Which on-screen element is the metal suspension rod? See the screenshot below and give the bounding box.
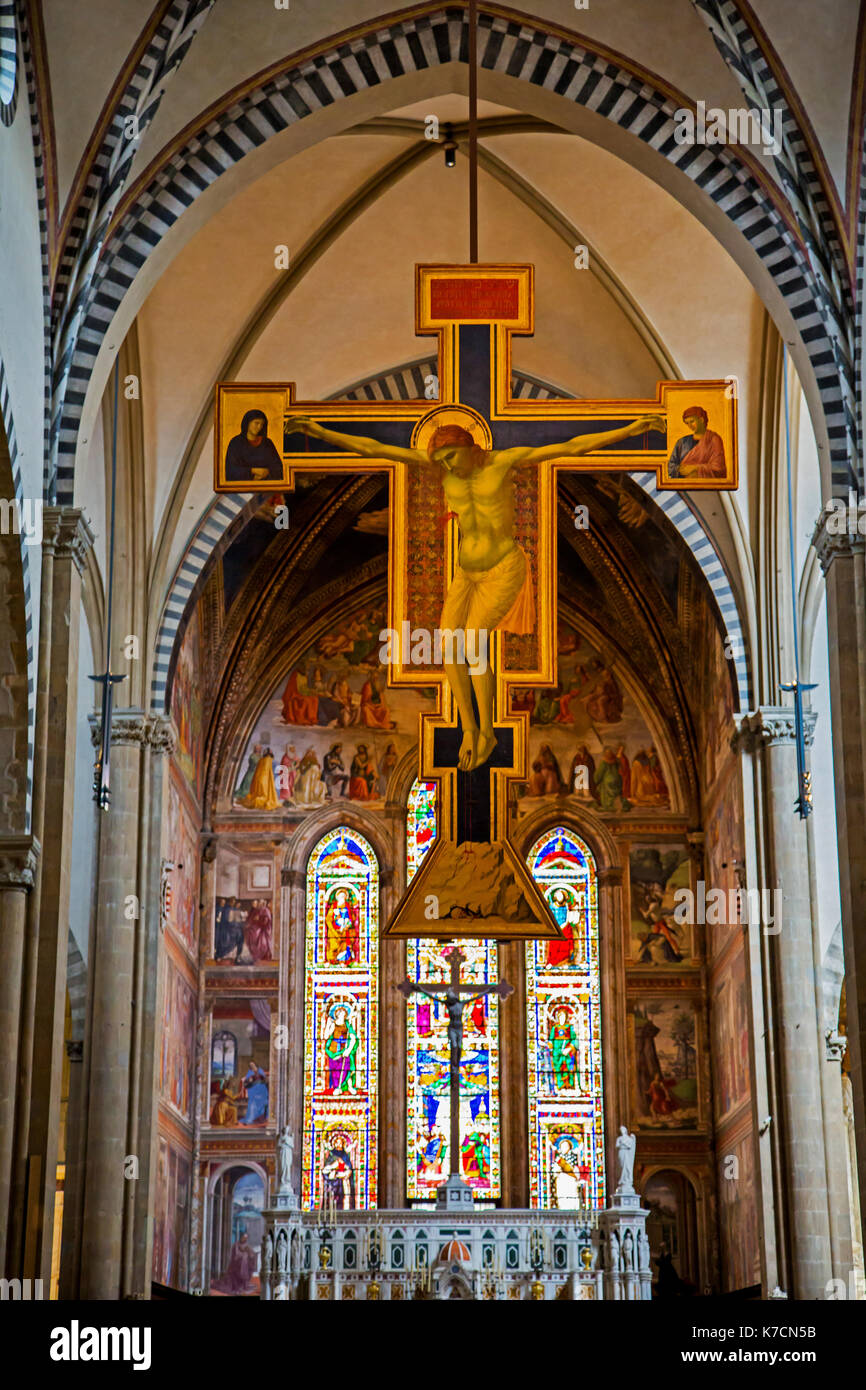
[468,0,478,263]
[780,344,816,818]
[91,356,127,808]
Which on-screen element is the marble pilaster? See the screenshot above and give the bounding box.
[733,706,832,1297]
[813,514,866,1262]
[0,836,40,1273]
[78,710,174,1299]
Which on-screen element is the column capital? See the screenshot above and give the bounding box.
[88,709,176,754]
[825,1029,848,1065]
[281,868,305,888]
[0,833,41,890]
[42,506,95,573]
[812,504,866,574]
[732,706,817,752]
[147,714,176,756]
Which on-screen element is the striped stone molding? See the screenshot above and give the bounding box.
[0,0,18,125]
[0,356,35,830]
[692,0,857,491]
[50,4,858,506]
[49,0,216,499]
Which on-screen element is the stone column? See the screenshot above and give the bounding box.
[813,515,866,1252]
[499,940,527,1208]
[126,716,174,1298]
[24,510,93,1283]
[0,835,39,1274]
[79,710,171,1300]
[598,865,626,1197]
[282,866,306,1207]
[823,1030,855,1283]
[735,707,832,1297]
[377,868,404,1209]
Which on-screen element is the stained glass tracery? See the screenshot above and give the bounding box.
[526,827,605,1210]
[404,781,502,1200]
[303,828,378,1209]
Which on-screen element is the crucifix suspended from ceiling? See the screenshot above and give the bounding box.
[213,0,738,937]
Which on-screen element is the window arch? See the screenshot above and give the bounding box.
[405,780,502,1201]
[526,827,605,1210]
[302,827,379,1210]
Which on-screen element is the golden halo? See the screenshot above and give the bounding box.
[411,404,493,455]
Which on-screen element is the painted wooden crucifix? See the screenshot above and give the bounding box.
[397,946,513,1205]
[215,264,737,939]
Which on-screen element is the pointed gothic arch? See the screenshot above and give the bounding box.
[55,5,855,510]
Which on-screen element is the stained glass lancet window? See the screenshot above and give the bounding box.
[526,828,605,1210]
[405,780,502,1201]
[303,828,378,1210]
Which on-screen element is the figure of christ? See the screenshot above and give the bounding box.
[286,413,664,770]
[405,978,505,1075]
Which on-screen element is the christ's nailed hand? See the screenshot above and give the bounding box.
[286,414,318,436]
[631,415,666,435]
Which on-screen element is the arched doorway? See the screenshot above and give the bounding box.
[642,1168,699,1296]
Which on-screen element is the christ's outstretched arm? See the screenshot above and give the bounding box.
[493,414,666,469]
[285,415,426,466]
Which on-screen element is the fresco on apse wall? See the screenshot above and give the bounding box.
[232,605,434,814]
[159,959,196,1124]
[152,1135,191,1290]
[208,1001,272,1128]
[717,1129,761,1291]
[511,622,670,814]
[629,844,692,965]
[211,893,275,965]
[629,998,700,1131]
[210,1170,266,1297]
[166,776,199,958]
[711,941,752,1122]
[171,606,203,800]
[212,853,277,965]
[705,764,744,961]
[700,613,736,797]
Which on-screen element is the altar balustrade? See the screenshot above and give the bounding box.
[258,1198,651,1301]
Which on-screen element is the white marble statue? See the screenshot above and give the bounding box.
[608,1229,620,1272]
[277,1126,295,1192]
[262,1230,273,1275]
[276,1229,289,1273]
[615,1125,636,1194]
[638,1230,651,1273]
[622,1228,634,1270]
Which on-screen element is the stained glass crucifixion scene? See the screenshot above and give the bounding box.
[216,263,737,941]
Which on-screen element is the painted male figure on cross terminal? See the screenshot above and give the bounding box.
[286,412,664,771]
